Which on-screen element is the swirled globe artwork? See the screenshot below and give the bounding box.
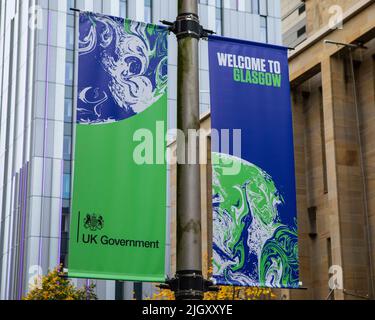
[212,153,299,288]
[77,13,168,124]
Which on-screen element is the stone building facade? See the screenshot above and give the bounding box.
[286,0,375,300]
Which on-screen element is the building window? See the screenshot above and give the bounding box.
[216,0,222,35]
[67,0,75,11]
[63,174,71,199]
[67,14,75,28]
[120,0,127,18]
[65,85,73,99]
[65,62,74,86]
[115,282,125,300]
[134,282,143,300]
[144,0,152,23]
[252,0,259,14]
[199,0,208,4]
[66,50,74,63]
[64,99,72,123]
[66,26,74,50]
[299,3,306,15]
[229,0,244,10]
[64,161,71,174]
[260,15,267,43]
[63,136,72,160]
[297,26,306,37]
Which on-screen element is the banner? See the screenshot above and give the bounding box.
[68,13,168,282]
[208,36,299,288]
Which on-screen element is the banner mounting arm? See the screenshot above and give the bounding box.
[160,17,215,40]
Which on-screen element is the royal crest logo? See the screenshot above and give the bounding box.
[83,214,104,232]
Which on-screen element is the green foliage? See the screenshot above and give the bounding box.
[149,285,275,301]
[23,265,97,301]
[149,257,276,301]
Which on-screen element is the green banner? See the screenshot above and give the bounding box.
[68,13,168,282]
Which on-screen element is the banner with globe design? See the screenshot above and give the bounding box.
[68,13,168,282]
[208,36,299,288]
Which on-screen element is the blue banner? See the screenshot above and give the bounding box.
[208,36,299,288]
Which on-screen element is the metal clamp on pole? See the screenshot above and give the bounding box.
[160,14,214,40]
[175,13,202,39]
[159,273,219,300]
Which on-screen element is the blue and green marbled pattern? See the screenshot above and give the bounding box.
[212,153,299,288]
[77,13,168,124]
